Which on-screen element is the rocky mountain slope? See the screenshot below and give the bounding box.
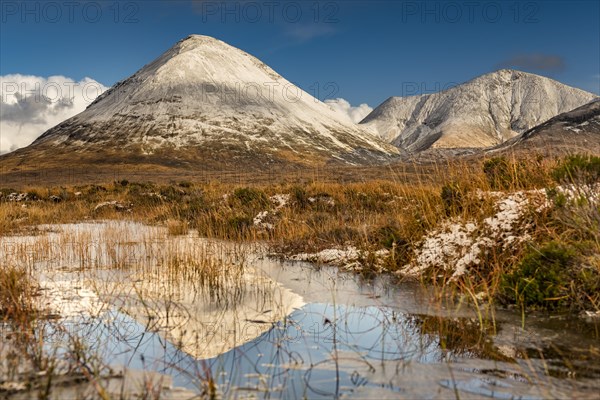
[4,35,399,171]
[361,69,597,152]
[492,98,600,154]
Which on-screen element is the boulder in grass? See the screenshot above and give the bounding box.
[93,201,132,213]
[7,193,29,202]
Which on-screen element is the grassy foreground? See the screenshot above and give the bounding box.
[1,154,599,313]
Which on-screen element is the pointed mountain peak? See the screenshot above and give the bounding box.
[26,35,398,168]
[488,68,522,75]
[183,34,218,41]
[176,34,231,51]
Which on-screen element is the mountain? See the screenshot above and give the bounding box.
[2,35,399,173]
[360,69,597,152]
[492,98,600,154]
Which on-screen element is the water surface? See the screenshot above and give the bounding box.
[1,221,599,399]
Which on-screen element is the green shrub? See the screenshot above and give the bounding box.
[227,215,254,231]
[25,189,42,200]
[231,187,268,208]
[373,224,406,249]
[180,197,209,221]
[576,264,600,308]
[551,155,600,185]
[160,185,186,201]
[483,157,515,190]
[545,187,568,208]
[441,182,463,216]
[500,242,574,310]
[290,186,310,209]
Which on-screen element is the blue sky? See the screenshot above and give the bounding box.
[1,0,599,106]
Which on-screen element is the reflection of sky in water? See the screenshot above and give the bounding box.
[6,222,599,399]
[34,288,599,400]
[206,303,444,398]
[44,302,453,399]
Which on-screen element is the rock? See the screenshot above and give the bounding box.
[7,192,29,202]
[141,192,165,200]
[308,194,336,207]
[93,201,132,213]
[49,195,62,203]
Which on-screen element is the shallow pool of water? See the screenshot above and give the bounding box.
[1,221,599,399]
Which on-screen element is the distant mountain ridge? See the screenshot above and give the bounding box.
[360,69,597,151]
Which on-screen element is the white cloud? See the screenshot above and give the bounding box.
[325,98,373,124]
[0,74,108,154]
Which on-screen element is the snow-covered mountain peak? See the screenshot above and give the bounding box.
[30,35,399,167]
[361,69,597,151]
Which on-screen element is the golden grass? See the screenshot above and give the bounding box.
[0,265,35,324]
[0,154,598,311]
